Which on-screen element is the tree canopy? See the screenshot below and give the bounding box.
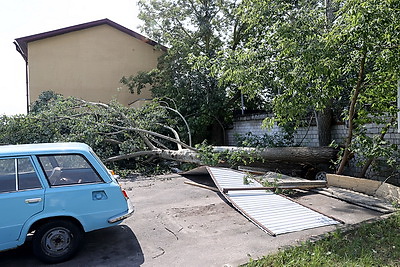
[208,0,400,175]
[1,92,192,173]
[7,1,398,178]
[1,92,338,176]
[121,0,267,144]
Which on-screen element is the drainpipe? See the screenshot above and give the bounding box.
[13,41,29,114]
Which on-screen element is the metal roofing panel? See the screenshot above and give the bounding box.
[207,167,339,235]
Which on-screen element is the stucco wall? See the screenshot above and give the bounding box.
[27,24,163,106]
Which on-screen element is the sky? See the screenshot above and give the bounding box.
[0,0,141,115]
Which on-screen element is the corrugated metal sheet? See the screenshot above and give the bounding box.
[207,167,339,235]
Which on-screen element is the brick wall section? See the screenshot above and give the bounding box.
[226,114,400,184]
[227,114,281,145]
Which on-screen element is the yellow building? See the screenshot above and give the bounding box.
[14,19,165,110]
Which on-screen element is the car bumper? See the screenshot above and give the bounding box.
[108,199,134,223]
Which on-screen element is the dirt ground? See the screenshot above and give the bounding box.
[0,173,384,267]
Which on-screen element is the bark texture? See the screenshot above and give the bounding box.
[106,146,338,165]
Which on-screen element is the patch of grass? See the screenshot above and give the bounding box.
[243,212,400,267]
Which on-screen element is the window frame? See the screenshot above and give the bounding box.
[36,153,105,187]
[0,156,43,193]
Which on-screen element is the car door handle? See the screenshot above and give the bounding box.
[25,198,42,204]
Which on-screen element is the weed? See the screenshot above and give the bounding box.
[243,173,255,185]
[242,212,400,267]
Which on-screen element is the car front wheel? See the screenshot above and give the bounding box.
[32,220,84,263]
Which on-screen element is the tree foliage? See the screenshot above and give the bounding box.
[211,0,400,176]
[0,92,190,172]
[330,0,400,174]
[0,92,337,176]
[121,0,267,144]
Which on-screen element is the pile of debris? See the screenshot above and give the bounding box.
[183,166,399,236]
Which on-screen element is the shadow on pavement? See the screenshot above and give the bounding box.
[0,224,143,267]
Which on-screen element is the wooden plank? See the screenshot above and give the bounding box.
[237,166,267,175]
[316,187,395,213]
[222,184,326,193]
[326,174,382,196]
[277,181,327,187]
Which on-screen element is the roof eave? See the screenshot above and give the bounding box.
[14,18,167,57]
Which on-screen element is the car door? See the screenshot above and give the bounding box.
[37,153,127,231]
[0,157,45,249]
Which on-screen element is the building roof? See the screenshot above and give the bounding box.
[14,18,166,60]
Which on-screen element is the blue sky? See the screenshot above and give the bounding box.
[0,0,141,115]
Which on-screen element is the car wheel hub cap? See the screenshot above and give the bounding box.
[43,228,71,254]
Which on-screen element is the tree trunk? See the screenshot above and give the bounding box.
[213,146,338,164]
[313,0,335,148]
[336,50,367,174]
[325,0,334,27]
[106,146,338,165]
[316,107,333,146]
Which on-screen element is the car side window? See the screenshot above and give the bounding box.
[0,157,42,193]
[38,154,103,186]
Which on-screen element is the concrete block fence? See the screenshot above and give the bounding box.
[226,114,400,185]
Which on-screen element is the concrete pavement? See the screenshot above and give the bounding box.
[0,174,384,266]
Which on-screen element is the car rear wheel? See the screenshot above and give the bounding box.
[32,220,84,263]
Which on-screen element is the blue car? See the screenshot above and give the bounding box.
[0,142,134,263]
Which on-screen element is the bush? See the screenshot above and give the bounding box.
[235,132,292,148]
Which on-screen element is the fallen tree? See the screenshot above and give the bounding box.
[1,93,338,172]
[211,146,337,164]
[105,146,338,165]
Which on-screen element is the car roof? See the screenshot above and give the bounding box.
[0,142,92,157]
